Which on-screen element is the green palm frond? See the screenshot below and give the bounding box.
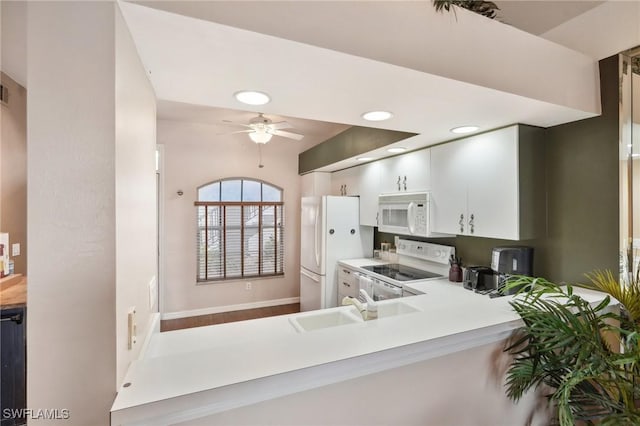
[502,274,640,426]
[432,0,500,20]
[582,270,640,323]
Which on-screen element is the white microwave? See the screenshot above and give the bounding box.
[378,192,444,238]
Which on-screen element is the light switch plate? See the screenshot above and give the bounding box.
[11,243,20,257]
[127,307,137,350]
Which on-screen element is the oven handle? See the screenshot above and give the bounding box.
[371,278,403,300]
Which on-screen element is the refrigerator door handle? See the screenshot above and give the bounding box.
[314,206,320,267]
[301,268,320,282]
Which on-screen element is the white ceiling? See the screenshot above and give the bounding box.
[121,1,607,171]
[157,100,350,153]
[493,0,604,35]
[0,1,618,171]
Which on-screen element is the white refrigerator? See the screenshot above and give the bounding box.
[300,196,373,311]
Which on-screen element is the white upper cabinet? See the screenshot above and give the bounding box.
[431,125,543,240]
[301,172,332,197]
[331,161,381,227]
[379,149,431,194]
[331,167,360,197]
[429,140,469,235]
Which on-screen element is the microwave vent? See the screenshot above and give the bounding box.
[0,84,8,106]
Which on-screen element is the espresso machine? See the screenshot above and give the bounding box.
[490,247,534,295]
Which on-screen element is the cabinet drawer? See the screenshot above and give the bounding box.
[338,267,358,298]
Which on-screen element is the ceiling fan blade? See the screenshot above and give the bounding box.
[271,130,304,141]
[221,120,253,129]
[269,121,292,130]
[217,129,254,135]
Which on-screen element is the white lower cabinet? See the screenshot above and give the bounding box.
[430,125,544,240]
[337,265,359,300]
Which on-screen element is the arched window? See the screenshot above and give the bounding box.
[196,178,284,282]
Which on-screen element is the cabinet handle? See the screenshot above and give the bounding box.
[343,282,351,287]
[376,212,379,226]
[459,213,464,233]
[403,176,407,191]
[397,176,401,191]
[469,214,475,234]
[342,269,351,274]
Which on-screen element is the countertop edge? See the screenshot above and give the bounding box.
[110,320,520,424]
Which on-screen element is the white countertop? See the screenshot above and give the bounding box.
[111,258,610,423]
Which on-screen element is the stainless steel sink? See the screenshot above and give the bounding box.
[289,306,363,332]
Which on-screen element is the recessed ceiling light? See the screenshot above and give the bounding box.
[362,111,393,121]
[387,147,407,153]
[234,91,271,106]
[356,157,373,162]
[450,125,479,134]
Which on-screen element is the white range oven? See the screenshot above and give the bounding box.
[355,239,455,301]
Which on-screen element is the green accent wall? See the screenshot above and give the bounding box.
[298,126,416,174]
[376,55,620,284]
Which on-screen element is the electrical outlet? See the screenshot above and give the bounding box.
[245,282,252,291]
[11,243,20,257]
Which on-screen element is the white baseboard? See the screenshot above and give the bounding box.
[161,297,300,321]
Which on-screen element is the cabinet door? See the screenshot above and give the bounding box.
[466,127,519,239]
[301,172,331,197]
[356,161,382,226]
[396,149,431,192]
[337,265,358,298]
[430,140,470,235]
[331,167,360,196]
[378,156,403,193]
[1,307,26,425]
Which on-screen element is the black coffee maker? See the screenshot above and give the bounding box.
[490,247,534,295]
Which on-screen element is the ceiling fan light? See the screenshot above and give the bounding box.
[362,111,393,121]
[249,131,273,144]
[234,90,271,106]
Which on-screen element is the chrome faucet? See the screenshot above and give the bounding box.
[359,289,378,320]
[341,289,378,320]
[341,296,366,319]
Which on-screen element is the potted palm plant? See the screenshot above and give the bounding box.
[501,273,640,425]
[432,0,500,19]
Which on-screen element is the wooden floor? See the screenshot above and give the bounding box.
[160,303,300,332]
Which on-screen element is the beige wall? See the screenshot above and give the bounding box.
[28,2,157,424]
[27,2,117,424]
[115,7,158,386]
[0,72,27,275]
[158,120,301,314]
[175,340,544,426]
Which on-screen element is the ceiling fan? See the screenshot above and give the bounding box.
[222,113,304,144]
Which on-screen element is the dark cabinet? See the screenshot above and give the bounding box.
[1,307,26,426]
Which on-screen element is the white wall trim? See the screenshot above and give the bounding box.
[161,297,300,320]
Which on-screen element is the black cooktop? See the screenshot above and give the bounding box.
[361,264,443,282]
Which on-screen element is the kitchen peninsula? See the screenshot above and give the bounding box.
[111,276,608,426]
